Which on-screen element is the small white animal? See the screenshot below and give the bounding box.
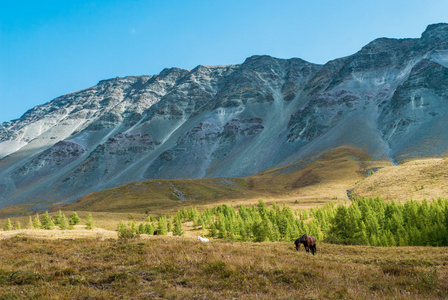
[197,236,209,242]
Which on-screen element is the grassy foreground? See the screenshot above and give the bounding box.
[0,236,447,299]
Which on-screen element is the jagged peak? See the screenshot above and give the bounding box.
[422,23,448,36]
[420,22,448,45]
[97,75,151,86]
[191,64,238,72]
[157,67,190,77]
[243,55,284,65]
[242,55,316,72]
[359,37,417,54]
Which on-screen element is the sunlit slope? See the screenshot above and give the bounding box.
[61,146,390,214]
[351,158,448,202]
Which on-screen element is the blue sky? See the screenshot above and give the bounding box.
[1,0,448,123]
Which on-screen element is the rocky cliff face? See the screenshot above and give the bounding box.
[1,23,448,208]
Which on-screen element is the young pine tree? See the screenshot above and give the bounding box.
[54,210,64,225]
[167,220,173,233]
[58,213,69,230]
[33,213,42,229]
[138,223,145,234]
[157,216,168,235]
[200,218,207,236]
[208,223,217,238]
[173,217,183,236]
[27,216,33,229]
[16,221,21,230]
[41,211,55,230]
[69,212,81,226]
[145,223,155,235]
[217,214,227,238]
[4,219,12,231]
[86,213,94,229]
[128,220,137,233]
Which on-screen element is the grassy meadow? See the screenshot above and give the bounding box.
[1,147,448,298]
[1,236,447,299]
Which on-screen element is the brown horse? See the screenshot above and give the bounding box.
[294,234,317,255]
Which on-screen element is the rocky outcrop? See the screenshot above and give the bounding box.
[1,23,448,207]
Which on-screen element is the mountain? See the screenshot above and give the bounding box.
[1,23,448,209]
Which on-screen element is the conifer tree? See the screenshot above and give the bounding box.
[200,218,206,236]
[157,216,168,235]
[208,223,217,237]
[86,213,94,229]
[173,217,183,236]
[16,221,21,230]
[54,210,65,226]
[129,220,137,233]
[41,211,55,230]
[370,234,378,246]
[289,222,301,242]
[257,200,267,218]
[330,205,351,241]
[33,213,41,229]
[388,230,397,246]
[138,223,145,234]
[301,210,308,220]
[58,213,69,230]
[253,220,265,242]
[272,223,280,241]
[264,218,274,241]
[27,216,33,229]
[354,221,369,245]
[69,212,81,226]
[4,218,12,231]
[145,223,155,235]
[54,210,61,225]
[189,207,199,226]
[217,213,227,238]
[380,234,389,247]
[167,220,172,233]
[277,215,289,238]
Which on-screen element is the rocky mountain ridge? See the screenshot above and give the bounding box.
[1,23,448,208]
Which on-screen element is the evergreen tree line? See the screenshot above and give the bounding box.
[125,197,448,246]
[327,197,448,246]
[117,214,184,239]
[3,211,94,231]
[193,201,323,242]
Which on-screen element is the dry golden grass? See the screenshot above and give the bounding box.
[0,211,149,231]
[0,226,118,240]
[1,147,448,298]
[352,158,448,202]
[52,146,389,217]
[0,204,33,218]
[0,236,447,299]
